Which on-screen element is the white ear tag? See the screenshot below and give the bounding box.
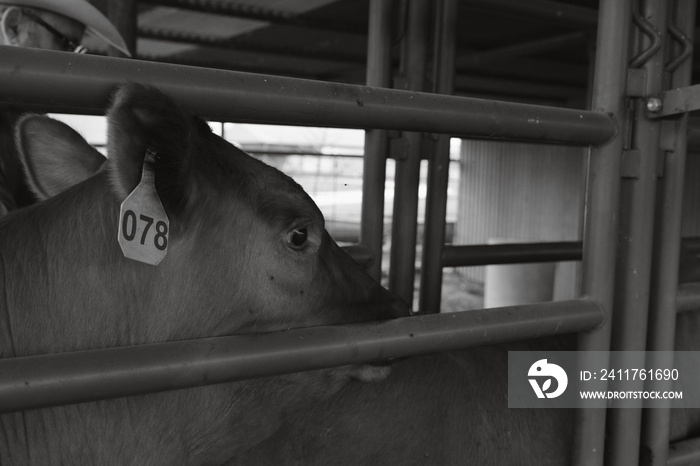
[118,149,170,265]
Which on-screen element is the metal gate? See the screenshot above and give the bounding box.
[0,1,699,465]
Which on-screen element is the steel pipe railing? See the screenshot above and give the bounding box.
[0,46,615,145]
[573,0,632,464]
[388,0,430,307]
[354,235,700,271]
[607,1,668,464]
[439,237,700,269]
[642,1,697,463]
[0,298,604,413]
[418,0,458,314]
[442,241,582,267]
[360,0,393,281]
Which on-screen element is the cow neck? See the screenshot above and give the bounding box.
[0,235,30,465]
[0,249,17,359]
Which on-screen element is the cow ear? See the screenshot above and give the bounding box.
[15,115,106,200]
[106,83,207,218]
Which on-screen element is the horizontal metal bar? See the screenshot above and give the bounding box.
[676,283,700,313]
[442,241,583,267]
[0,298,603,413]
[465,0,599,29]
[440,237,700,268]
[459,32,588,68]
[650,84,700,118]
[669,437,700,466]
[0,47,616,145]
[455,74,583,101]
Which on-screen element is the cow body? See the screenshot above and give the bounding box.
[0,84,407,465]
[230,336,573,466]
[232,312,700,466]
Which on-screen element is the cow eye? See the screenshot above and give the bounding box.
[287,227,308,249]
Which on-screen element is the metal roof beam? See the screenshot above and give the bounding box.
[464,0,598,30]
[138,27,365,64]
[457,31,589,68]
[139,0,366,34]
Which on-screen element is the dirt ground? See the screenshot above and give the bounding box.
[434,268,484,313]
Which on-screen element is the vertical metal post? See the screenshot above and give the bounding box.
[642,1,696,464]
[573,0,632,464]
[607,1,668,464]
[361,0,394,281]
[388,0,430,307]
[418,0,457,314]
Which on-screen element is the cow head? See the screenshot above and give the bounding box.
[15,84,407,339]
[5,84,408,461]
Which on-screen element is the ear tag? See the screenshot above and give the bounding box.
[118,149,170,265]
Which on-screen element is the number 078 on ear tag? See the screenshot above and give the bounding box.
[118,149,169,265]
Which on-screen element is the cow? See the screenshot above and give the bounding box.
[228,335,573,465]
[0,83,408,465]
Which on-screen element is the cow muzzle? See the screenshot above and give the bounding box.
[370,286,411,320]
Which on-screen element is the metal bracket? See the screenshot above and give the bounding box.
[647,84,700,118]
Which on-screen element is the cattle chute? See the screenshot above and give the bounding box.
[0,0,698,464]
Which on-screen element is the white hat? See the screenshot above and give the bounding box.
[0,0,131,56]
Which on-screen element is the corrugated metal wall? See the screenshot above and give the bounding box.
[455,140,586,300]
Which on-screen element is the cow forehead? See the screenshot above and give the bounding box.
[210,136,324,225]
[255,169,324,227]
